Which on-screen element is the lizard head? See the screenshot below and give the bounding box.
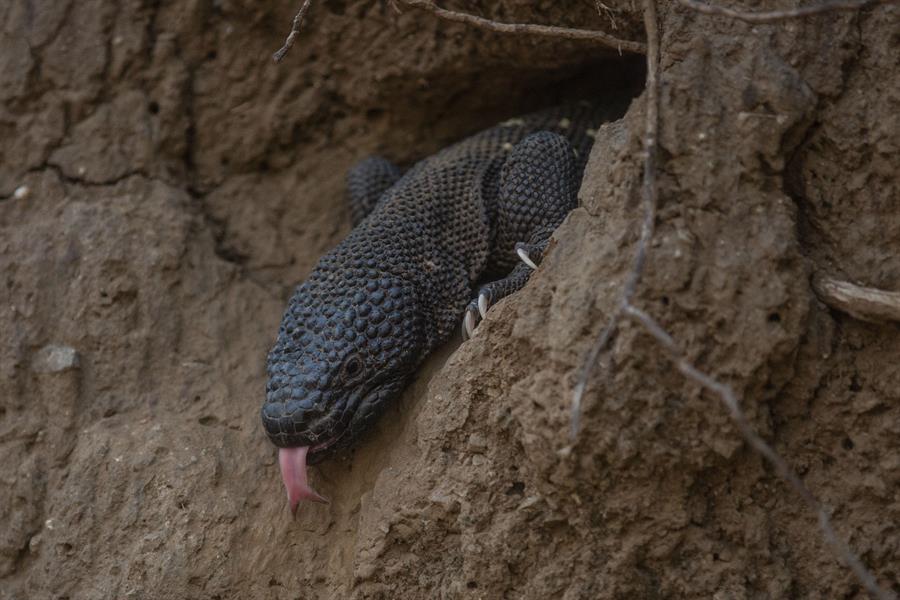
[261,267,424,510]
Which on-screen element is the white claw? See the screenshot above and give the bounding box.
[517,247,539,270]
[477,292,489,319]
[463,309,476,340]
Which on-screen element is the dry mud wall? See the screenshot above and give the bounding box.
[1,0,898,598]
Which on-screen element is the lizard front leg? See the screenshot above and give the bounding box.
[462,131,578,339]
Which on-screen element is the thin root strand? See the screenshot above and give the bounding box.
[273,0,315,63]
[676,0,897,23]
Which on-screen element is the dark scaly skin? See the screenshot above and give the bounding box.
[262,101,629,463]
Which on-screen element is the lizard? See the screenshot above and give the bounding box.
[261,99,630,513]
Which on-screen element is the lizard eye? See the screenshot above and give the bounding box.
[341,355,364,383]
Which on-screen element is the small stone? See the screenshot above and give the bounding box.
[428,491,455,508]
[467,433,488,452]
[13,185,30,200]
[29,533,42,552]
[517,496,540,510]
[33,345,79,373]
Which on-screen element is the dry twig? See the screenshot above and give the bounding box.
[570,0,660,438]
[273,0,647,63]
[594,0,621,29]
[676,0,896,23]
[813,275,900,323]
[273,0,314,63]
[403,1,646,54]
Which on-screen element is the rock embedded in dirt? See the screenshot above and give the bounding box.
[32,345,79,373]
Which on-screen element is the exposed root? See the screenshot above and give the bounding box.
[813,275,900,323]
[273,0,314,63]
[594,0,621,30]
[676,0,897,22]
[402,1,645,54]
[571,0,660,438]
[273,0,646,64]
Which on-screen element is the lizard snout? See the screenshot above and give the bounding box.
[260,396,330,447]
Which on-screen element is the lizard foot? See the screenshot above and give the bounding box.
[461,238,554,342]
[460,239,556,341]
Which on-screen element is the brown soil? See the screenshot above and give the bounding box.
[1,1,898,598]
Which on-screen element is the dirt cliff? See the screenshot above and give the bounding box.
[1,0,898,598]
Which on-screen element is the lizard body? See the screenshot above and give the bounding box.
[262,100,629,510]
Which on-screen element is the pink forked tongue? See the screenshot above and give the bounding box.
[279,447,327,514]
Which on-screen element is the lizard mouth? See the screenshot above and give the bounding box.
[267,419,351,464]
[275,396,365,514]
[274,426,348,514]
[306,428,349,461]
[262,382,379,459]
[303,386,377,463]
[265,378,408,513]
[309,436,339,454]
